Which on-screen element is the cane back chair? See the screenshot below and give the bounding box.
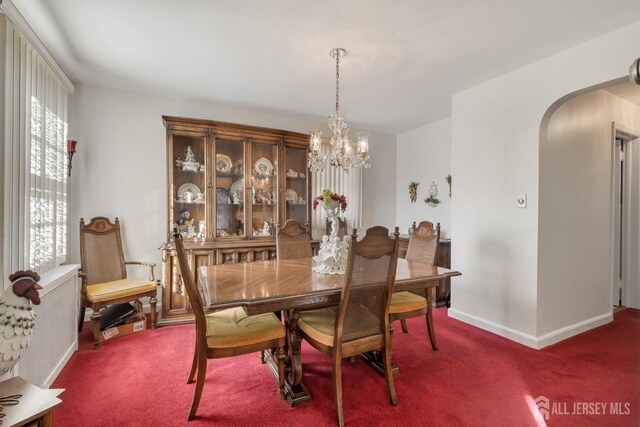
[174,230,286,421]
[78,217,158,349]
[389,220,441,350]
[297,226,400,426]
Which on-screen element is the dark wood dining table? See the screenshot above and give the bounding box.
[198,257,460,405]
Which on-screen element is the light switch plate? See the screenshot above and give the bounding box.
[517,194,527,208]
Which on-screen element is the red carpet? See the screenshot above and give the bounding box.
[53,309,640,426]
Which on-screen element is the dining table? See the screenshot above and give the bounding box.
[198,257,461,405]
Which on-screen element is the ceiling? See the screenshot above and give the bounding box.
[12,0,640,134]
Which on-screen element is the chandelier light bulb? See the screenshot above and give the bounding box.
[357,133,369,154]
[310,129,322,152]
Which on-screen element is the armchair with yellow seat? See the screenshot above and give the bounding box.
[78,217,158,349]
[389,220,441,350]
[297,226,400,426]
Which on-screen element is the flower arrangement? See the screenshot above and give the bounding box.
[313,189,347,212]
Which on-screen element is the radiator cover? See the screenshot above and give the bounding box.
[18,265,79,387]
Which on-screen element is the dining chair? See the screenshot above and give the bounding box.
[78,217,158,349]
[276,220,312,259]
[389,220,441,350]
[173,230,286,420]
[297,226,400,427]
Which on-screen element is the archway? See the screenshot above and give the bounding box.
[537,77,640,337]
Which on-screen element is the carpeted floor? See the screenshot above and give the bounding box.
[52,308,640,426]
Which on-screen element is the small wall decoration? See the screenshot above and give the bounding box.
[446,174,452,198]
[424,181,440,207]
[408,181,419,203]
[67,140,78,177]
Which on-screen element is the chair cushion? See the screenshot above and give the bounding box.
[298,307,338,347]
[389,291,427,313]
[205,307,285,349]
[86,278,157,303]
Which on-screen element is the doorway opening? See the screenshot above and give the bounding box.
[612,125,640,310]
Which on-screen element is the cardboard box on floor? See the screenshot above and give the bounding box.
[98,314,147,343]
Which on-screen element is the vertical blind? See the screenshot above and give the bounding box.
[310,142,363,236]
[4,19,69,274]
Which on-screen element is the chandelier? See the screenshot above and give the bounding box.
[308,48,371,172]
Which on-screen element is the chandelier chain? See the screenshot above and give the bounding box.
[335,53,340,114]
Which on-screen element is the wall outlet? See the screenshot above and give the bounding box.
[517,194,527,208]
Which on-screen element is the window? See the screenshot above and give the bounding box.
[4,18,69,275]
[310,143,363,236]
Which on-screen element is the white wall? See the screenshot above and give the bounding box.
[395,118,451,237]
[538,90,640,336]
[449,21,640,347]
[67,84,396,277]
[0,15,6,288]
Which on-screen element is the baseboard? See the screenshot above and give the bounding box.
[41,340,78,388]
[448,308,613,349]
[448,308,539,348]
[536,312,612,348]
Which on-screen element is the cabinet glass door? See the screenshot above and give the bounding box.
[250,143,278,237]
[284,146,308,225]
[215,139,245,238]
[172,134,207,239]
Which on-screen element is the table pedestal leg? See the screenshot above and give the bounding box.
[264,309,312,406]
[360,324,399,376]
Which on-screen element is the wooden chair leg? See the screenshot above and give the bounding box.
[90,309,102,350]
[276,346,286,400]
[400,319,409,333]
[426,289,439,351]
[149,296,158,329]
[187,343,198,384]
[78,306,86,333]
[333,355,345,427]
[188,350,207,420]
[382,343,397,406]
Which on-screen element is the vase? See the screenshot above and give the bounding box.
[313,200,348,275]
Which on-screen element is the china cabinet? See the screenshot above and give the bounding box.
[161,116,313,324]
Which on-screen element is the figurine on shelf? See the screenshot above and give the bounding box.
[233,159,243,174]
[175,156,183,169]
[179,208,194,226]
[261,221,271,236]
[182,146,200,172]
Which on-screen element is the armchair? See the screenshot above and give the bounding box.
[78,217,158,349]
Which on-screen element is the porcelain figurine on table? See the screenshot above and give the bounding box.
[311,189,348,275]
